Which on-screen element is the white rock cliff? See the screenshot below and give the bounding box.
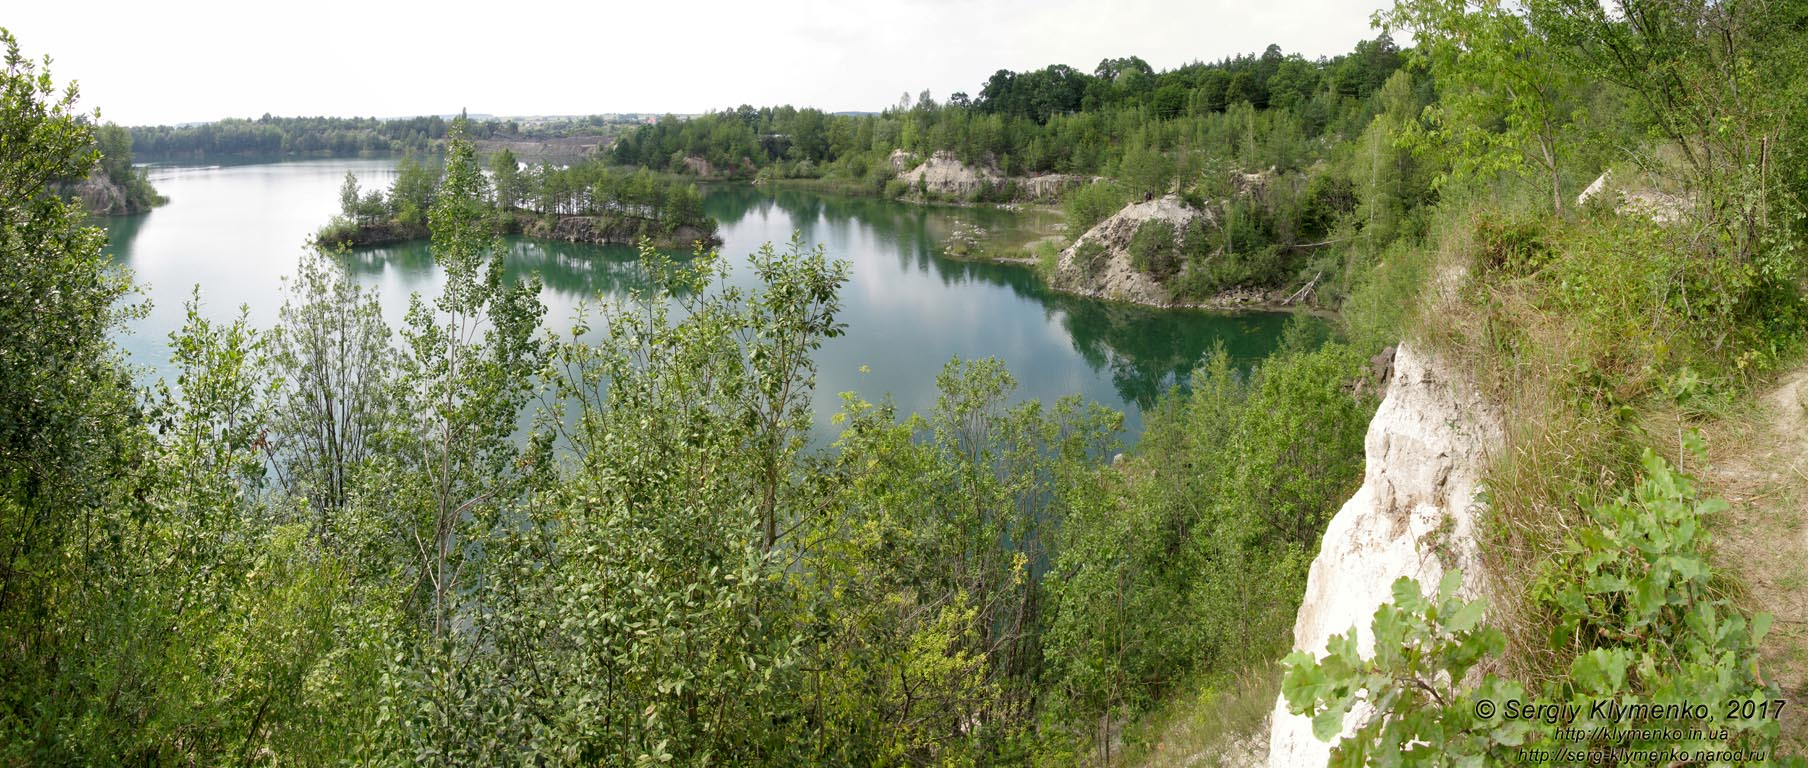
[1266,343,1504,767]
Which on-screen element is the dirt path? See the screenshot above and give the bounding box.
[1703,365,1808,750]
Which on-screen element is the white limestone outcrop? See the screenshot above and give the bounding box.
[1266,343,1504,767]
[1050,194,1206,306]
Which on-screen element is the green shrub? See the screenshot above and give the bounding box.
[1473,212,1553,277]
[1341,238,1432,355]
[1046,343,1372,747]
[1281,448,1792,766]
[1074,239,1110,277]
[1065,181,1130,235]
[1301,172,1357,239]
[313,216,361,247]
[1128,220,1181,281]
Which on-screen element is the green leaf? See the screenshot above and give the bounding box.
[1312,704,1348,742]
[1752,612,1774,646]
[1446,596,1486,634]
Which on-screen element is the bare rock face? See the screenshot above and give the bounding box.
[887,149,1090,201]
[1231,169,1273,199]
[888,148,916,174]
[1050,194,1205,306]
[1575,169,1692,224]
[73,169,129,215]
[895,150,1000,198]
[1266,343,1504,768]
[1576,171,1614,207]
[681,155,717,178]
[1017,173,1091,201]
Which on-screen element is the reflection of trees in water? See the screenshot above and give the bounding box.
[499,239,697,299]
[1046,295,1302,409]
[710,183,1307,409]
[710,183,1043,277]
[700,182,771,226]
[98,214,151,260]
[336,184,1306,412]
[340,237,696,299]
[341,241,435,275]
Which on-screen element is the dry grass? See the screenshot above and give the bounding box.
[1408,210,1642,683]
[1697,363,1808,751]
[1111,666,1280,768]
[1408,196,1808,754]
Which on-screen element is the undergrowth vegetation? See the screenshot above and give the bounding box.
[1276,0,1808,763]
[8,0,1808,761]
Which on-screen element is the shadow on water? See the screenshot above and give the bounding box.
[97,212,152,258]
[1048,297,1296,409]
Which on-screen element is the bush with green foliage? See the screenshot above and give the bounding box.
[1064,181,1130,235]
[1043,333,1373,760]
[1070,238,1111,279]
[1281,449,1795,766]
[1127,219,1181,280]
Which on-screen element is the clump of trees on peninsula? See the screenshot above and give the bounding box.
[316,147,715,249]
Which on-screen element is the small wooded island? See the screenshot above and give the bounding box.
[316,148,720,250]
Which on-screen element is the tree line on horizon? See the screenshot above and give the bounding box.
[609,37,1405,185]
[125,114,636,160]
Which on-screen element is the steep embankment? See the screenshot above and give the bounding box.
[72,168,130,215]
[1055,193,1193,303]
[888,149,1089,202]
[1265,343,1505,767]
[1050,194,1203,306]
[68,167,160,216]
[1044,191,1314,311]
[1701,364,1808,750]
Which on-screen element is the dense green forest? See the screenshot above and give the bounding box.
[130,114,455,158]
[610,38,1404,182]
[6,0,1808,762]
[316,150,715,248]
[606,36,1420,303]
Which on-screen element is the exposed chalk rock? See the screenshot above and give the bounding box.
[1266,343,1504,768]
[1050,194,1207,307]
[895,150,1000,198]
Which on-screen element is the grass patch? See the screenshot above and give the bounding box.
[1108,666,1280,768]
[1033,237,1063,280]
[1405,193,1808,685]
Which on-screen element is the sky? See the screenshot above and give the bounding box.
[7,0,1391,126]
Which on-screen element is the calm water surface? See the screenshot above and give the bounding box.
[106,159,1296,442]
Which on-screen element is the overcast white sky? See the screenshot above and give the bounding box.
[7,0,1390,126]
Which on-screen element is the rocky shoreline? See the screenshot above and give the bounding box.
[691,151,1091,207]
[887,149,1094,203]
[69,167,164,216]
[951,193,1333,315]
